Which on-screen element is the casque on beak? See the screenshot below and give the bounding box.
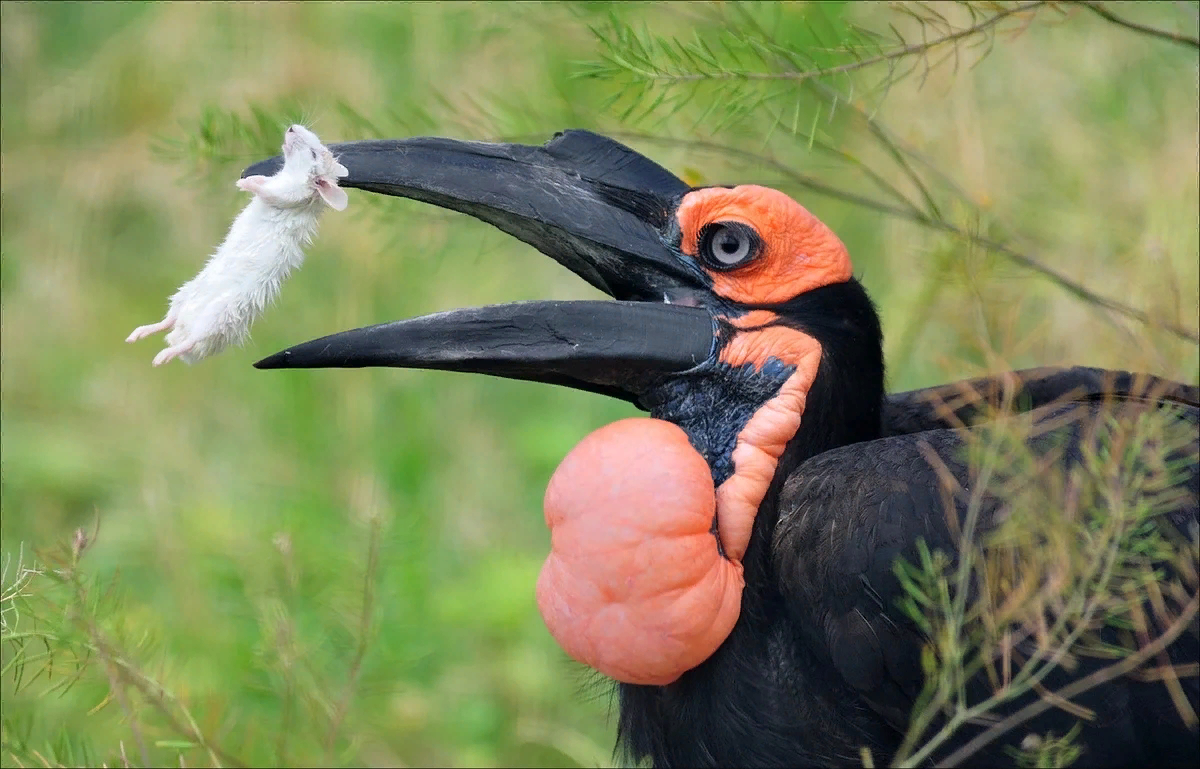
[245,130,719,405]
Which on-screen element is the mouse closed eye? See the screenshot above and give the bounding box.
[127,125,349,367]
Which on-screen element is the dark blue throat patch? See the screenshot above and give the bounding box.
[638,358,796,486]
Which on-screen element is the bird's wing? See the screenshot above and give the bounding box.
[772,393,1199,760]
[883,365,1200,436]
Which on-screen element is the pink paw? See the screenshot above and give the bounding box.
[127,317,175,344]
[153,343,192,367]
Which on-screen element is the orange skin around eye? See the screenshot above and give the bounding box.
[676,185,853,305]
[537,417,745,686]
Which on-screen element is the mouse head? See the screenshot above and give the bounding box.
[237,125,350,211]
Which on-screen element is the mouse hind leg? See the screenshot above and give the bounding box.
[153,338,197,367]
[127,311,177,343]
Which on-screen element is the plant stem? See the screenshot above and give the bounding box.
[325,514,382,761]
[620,2,1050,84]
[1073,1,1200,49]
[939,594,1200,766]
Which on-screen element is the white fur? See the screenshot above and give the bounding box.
[127,125,350,366]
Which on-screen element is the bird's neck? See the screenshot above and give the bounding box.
[614,280,886,767]
[744,278,886,573]
[642,278,886,559]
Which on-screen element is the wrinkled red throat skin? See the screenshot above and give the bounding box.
[537,418,744,685]
[536,335,820,685]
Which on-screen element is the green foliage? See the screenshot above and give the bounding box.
[1005,724,1083,768]
[1,1,1197,767]
[152,103,316,175]
[580,1,1200,348]
[890,393,1199,766]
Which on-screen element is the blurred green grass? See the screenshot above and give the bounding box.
[1,2,1197,767]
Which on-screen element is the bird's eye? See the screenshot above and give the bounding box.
[310,149,317,160]
[698,222,761,270]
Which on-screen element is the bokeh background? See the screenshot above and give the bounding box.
[2,2,1197,767]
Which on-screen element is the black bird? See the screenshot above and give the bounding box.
[244,131,1199,767]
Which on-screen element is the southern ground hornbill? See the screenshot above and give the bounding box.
[243,131,1199,767]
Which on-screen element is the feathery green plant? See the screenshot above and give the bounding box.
[885,384,1198,766]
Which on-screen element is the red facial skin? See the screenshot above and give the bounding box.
[676,185,853,304]
[538,186,853,685]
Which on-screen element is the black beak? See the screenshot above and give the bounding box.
[246,130,717,405]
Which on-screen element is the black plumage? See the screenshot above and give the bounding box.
[617,284,1199,767]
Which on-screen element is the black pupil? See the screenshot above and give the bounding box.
[719,232,740,253]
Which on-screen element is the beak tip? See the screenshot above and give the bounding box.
[254,350,290,369]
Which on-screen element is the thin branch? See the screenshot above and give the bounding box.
[861,108,944,220]
[585,131,923,218]
[324,514,382,761]
[939,594,1200,766]
[58,559,238,769]
[807,78,977,226]
[895,427,1014,763]
[87,633,234,768]
[929,224,1200,344]
[1073,1,1200,49]
[798,84,1200,343]
[589,4,1200,345]
[899,480,1128,767]
[602,2,1050,85]
[733,3,1195,342]
[728,5,951,219]
[100,660,151,769]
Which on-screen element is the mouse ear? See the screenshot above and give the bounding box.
[316,177,348,211]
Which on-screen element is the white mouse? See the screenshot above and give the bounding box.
[126,124,350,366]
